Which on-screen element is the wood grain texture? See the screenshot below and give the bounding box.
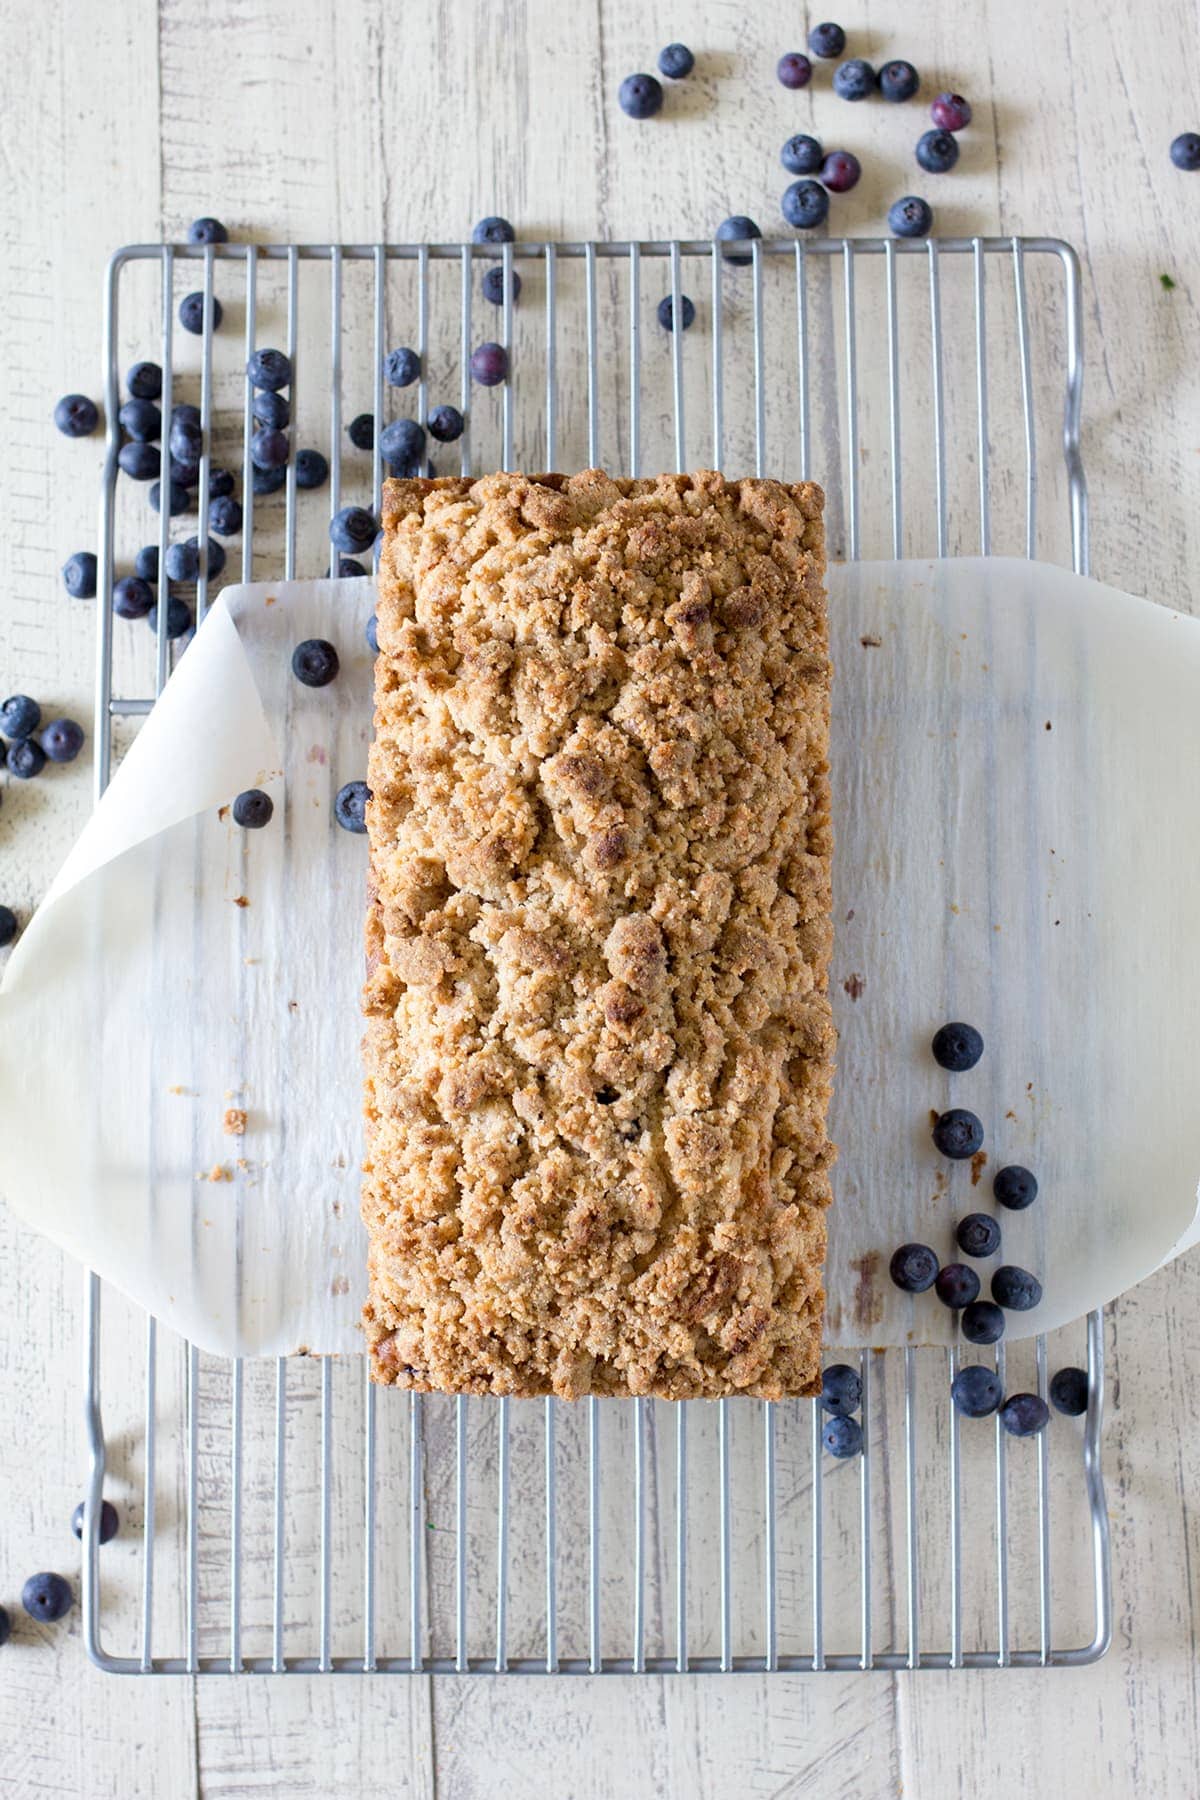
[1,0,1199,1794]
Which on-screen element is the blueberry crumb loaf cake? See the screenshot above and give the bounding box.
[362,468,834,1399]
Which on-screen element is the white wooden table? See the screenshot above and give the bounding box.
[3,1,1199,1792]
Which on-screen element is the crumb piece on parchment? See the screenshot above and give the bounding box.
[233,895,250,908]
[331,1275,350,1296]
[223,1107,247,1136]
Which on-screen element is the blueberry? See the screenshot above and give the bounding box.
[782,179,830,230]
[0,694,41,740]
[991,1265,1042,1312]
[716,215,762,266]
[932,1108,984,1159]
[820,150,861,193]
[472,216,515,245]
[232,788,273,828]
[776,52,812,89]
[21,1572,73,1623]
[71,1498,119,1543]
[295,448,329,490]
[916,129,960,174]
[822,1414,863,1458]
[169,416,203,467]
[889,195,934,238]
[253,390,291,429]
[7,738,46,779]
[118,398,162,442]
[833,59,875,102]
[184,534,225,579]
[253,465,286,497]
[960,1300,1005,1345]
[62,551,97,599]
[935,1262,981,1309]
[956,1212,1000,1259]
[1171,132,1200,171]
[782,133,824,176]
[347,413,375,451]
[808,22,846,58]
[292,638,340,687]
[247,348,291,391]
[930,93,972,132]
[889,1241,939,1293]
[54,393,99,438]
[379,419,426,466]
[950,1364,1003,1418]
[179,292,223,334]
[878,59,919,102]
[113,575,155,620]
[470,342,509,386]
[172,402,201,429]
[209,495,243,537]
[134,545,159,583]
[147,595,193,639]
[41,718,84,763]
[188,216,228,244]
[251,426,290,471]
[993,1165,1037,1211]
[335,779,370,833]
[384,346,421,387]
[658,42,694,79]
[165,540,201,583]
[619,73,664,119]
[329,506,379,554]
[150,478,191,516]
[365,613,380,652]
[427,404,464,443]
[999,1393,1049,1438]
[482,265,522,306]
[171,455,200,489]
[208,466,236,498]
[127,361,163,400]
[118,441,161,481]
[339,558,367,577]
[1049,1366,1089,1417]
[656,293,696,331]
[820,1362,862,1416]
[0,906,17,948]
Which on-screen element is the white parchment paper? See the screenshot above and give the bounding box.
[0,559,1197,1357]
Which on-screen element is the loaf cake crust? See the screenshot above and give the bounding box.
[362,469,834,1399]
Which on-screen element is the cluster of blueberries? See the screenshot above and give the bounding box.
[0,691,86,945]
[0,1497,120,1645]
[230,635,368,839]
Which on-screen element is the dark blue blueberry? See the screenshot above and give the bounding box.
[118,441,161,481]
[292,638,340,687]
[916,129,960,174]
[833,58,875,101]
[209,495,243,537]
[7,738,45,779]
[171,455,200,489]
[716,215,762,265]
[472,216,515,245]
[247,348,291,391]
[956,1212,1000,1259]
[172,402,201,428]
[233,788,273,828]
[150,478,191,516]
[179,292,223,335]
[931,1021,984,1070]
[113,575,155,620]
[208,466,236,498]
[889,1242,939,1293]
[427,404,464,443]
[127,361,163,400]
[294,448,329,490]
[379,419,427,466]
[251,426,290,471]
[657,293,696,331]
[134,545,159,583]
[339,558,367,577]
[776,51,811,89]
[960,1300,1005,1345]
[335,778,370,833]
[169,416,203,467]
[930,92,972,132]
[933,1108,984,1159]
[658,42,694,79]
[470,342,509,386]
[0,694,40,740]
[188,216,228,244]
[950,1365,1003,1418]
[0,906,17,948]
[118,398,162,442]
[329,506,379,554]
[618,73,664,119]
[482,265,522,306]
[1050,1366,1089,1416]
[41,718,84,763]
[878,59,919,102]
[782,133,824,175]
[999,1392,1049,1438]
[54,393,99,438]
[253,464,286,497]
[147,595,193,639]
[935,1262,981,1309]
[821,150,861,192]
[782,179,830,230]
[991,1265,1042,1312]
[347,413,374,451]
[384,346,421,387]
[253,389,290,429]
[993,1165,1037,1210]
[822,1414,863,1458]
[808,22,846,58]
[21,1572,73,1623]
[72,1499,119,1543]
[889,195,934,238]
[820,1362,862,1416]
[165,540,200,583]
[1171,132,1200,171]
[184,534,226,579]
[62,552,97,599]
[365,613,379,652]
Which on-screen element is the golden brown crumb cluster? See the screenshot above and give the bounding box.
[362,469,834,1399]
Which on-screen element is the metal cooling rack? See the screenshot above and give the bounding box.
[82,233,1110,1674]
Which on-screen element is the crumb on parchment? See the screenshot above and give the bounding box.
[223,1107,248,1136]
